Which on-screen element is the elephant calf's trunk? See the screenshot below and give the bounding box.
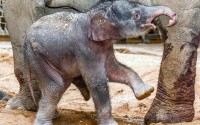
[146,6,178,27]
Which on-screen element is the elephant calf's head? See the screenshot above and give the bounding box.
[89,0,177,41]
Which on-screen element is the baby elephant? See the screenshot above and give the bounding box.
[24,0,177,125]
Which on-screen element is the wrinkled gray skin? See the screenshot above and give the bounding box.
[24,1,176,125]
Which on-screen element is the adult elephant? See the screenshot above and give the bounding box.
[2,0,199,124]
[140,0,200,124]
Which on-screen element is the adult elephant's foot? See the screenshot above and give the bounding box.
[6,94,38,111]
[134,83,154,100]
[144,98,194,124]
[6,81,41,111]
[6,66,41,111]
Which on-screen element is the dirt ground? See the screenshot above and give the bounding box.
[1,42,200,125]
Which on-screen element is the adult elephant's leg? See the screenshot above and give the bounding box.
[145,3,200,123]
[7,43,41,110]
[3,0,45,111]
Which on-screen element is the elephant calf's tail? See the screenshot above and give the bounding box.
[24,40,37,107]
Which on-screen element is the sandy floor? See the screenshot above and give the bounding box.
[1,43,200,125]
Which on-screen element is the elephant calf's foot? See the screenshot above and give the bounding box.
[6,94,37,111]
[144,98,194,124]
[80,88,90,101]
[34,119,53,125]
[99,118,118,125]
[133,83,154,100]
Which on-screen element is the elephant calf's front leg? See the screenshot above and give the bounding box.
[106,48,154,100]
[79,56,118,125]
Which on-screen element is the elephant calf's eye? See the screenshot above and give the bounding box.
[133,12,140,21]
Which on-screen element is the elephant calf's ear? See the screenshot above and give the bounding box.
[88,12,120,41]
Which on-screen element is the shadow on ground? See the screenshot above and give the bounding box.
[53,109,143,125]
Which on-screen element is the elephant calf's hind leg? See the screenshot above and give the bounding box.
[72,76,90,101]
[30,58,71,125]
